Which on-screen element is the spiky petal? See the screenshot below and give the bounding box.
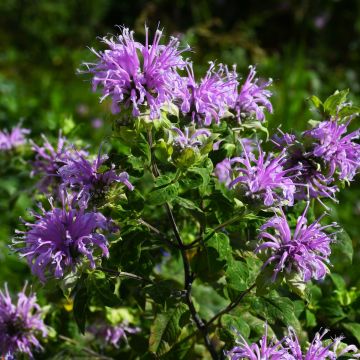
[59,152,133,206]
[0,284,47,358]
[305,119,360,181]
[85,26,189,119]
[226,324,294,360]
[234,65,273,122]
[176,62,238,126]
[14,195,110,282]
[256,203,336,282]
[31,133,87,192]
[0,125,29,151]
[216,143,296,207]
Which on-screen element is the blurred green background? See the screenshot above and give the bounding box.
[1,0,360,346]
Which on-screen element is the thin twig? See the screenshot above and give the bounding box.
[206,283,256,327]
[165,202,219,360]
[185,213,245,249]
[138,218,178,249]
[59,335,113,360]
[99,267,153,284]
[148,129,218,360]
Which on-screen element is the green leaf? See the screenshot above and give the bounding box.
[72,274,88,334]
[173,197,203,213]
[330,273,346,291]
[338,105,360,117]
[226,260,249,293]
[206,232,232,262]
[309,95,323,109]
[285,272,307,298]
[255,266,283,296]
[247,292,301,332]
[222,314,250,338]
[343,323,360,344]
[154,139,173,163]
[149,304,188,354]
[305,309,317,328]
[148,182,179,206]
[173,148,197,168]
[241,312,276,339]
[89,271,121,307]
[323,89,349,116]
[145,280,182,306]
[188,167,212,196]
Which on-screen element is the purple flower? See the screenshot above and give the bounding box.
[59,152,133,205]
[0,125,29,151]
[272,131,339,203]
[176,62,238,126]
[172,127,211,149]
[226,325,294,360]
[31,134,87,192]
[256,203,336,282]
[15,195,110,282]
[305,119,360,181]
[227,326,360,360]
[85,26,189,119]
[234,66,273,122]
[216,143,296,206]
[286,328,360,359]
[0,284,47,358]
[272,130,296,150]
[88,322,140,348]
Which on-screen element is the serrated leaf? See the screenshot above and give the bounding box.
[285,272,307,298]
[173,197,203,213]
[148,182,179,206]
[222,314,250,338]
[226,260,249,293]
[149,304,188,354]
[206,232,232,262]
[188,167,212,196]
[255,266,283,296]
[89,271,121,307]
[247,292,301,332]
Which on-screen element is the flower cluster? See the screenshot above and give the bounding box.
[235,65,273,122]
[305,119,360,181]
[0,124,29,151]
[256,203,335,281]
[226,325,292,360]
[227,326,360,360]
[86,29,273,125]
[88,322,140,348]
[176,62,238,125]
[59,152,134,206]
[273,117,360,203]
[31,133,87,192]
[86,26,189,119]
[215,144,296,207]
[0,284,47,358]
[15,195,109,282]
